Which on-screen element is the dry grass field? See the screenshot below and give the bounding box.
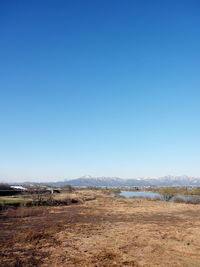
[1,190,200,267]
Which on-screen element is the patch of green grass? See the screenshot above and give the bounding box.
[0,198,25,205]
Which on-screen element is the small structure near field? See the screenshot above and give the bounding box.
[10,186,27,191]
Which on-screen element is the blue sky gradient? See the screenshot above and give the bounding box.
[0,0,200,182]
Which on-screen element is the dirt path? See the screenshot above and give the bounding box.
[1,192,200,266]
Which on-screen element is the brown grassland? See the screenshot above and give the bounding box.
[1,190,200,267]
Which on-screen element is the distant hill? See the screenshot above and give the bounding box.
[12,175,200,187]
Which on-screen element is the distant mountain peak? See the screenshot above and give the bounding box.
[80,175,93,179]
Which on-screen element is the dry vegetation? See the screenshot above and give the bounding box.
[1,190,200,267]
[156,187,200,196]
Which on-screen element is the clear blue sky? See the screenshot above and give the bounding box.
[1,0,200,182]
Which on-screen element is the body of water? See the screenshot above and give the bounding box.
[117,191,200,202]
[119,191,161,199]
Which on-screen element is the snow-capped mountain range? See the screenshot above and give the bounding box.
[7,175,200,187]
[19,175,200,187]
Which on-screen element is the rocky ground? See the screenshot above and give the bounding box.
[1,190,200,266]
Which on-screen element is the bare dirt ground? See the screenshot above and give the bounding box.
[1,190,200,267]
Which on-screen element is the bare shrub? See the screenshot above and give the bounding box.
[186,198,200,205]
[173,197,185,203]
[173,197,200,204]
[161,194,174,202]
[62,185,75,193]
